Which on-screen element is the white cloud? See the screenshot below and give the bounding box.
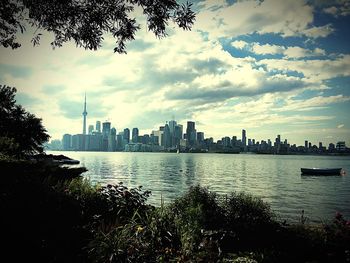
[278,95,350,112]
[0,0,349,146]
[251,43,285,55]
[302,24,334,38]
[232,41,326,58]
[258,55,350,81]
[323,2,350,17]
[323,6,339,16]
[195,0,333,39]
[337,124,345,128]
[231,40,248,49]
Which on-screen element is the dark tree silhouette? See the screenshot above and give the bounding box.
[0,0,196,53]
[0,85,50,155]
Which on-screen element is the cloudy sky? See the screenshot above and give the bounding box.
[1,0,350,146]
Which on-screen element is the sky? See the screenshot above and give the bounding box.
[0,0,350,146]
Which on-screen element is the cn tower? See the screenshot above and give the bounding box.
[82,93,87,135]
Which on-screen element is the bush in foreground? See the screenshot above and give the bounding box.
[1,158,350,262]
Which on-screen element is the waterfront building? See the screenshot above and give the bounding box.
[132,128,139,143]
[62,134,72,151]
[186,121,196,147]
[86,132,102,151]
[142,134,150,145]
[242,129,247,147]
[152,130,163,146]
[123,128,130,143]
[248,138,252,146]
[268,139,272,147]
[102,122,111,137]
[108,128,117,151]
[116,134,124,151]
[336,141,346,152]
[96,121,101,133]
[231,136,237,147]
[162,123,171,148]
[222,136,231,147]
[72,134,85,151]
[174,124,183,147]
[88,125,94,135]
[305,140,308,149]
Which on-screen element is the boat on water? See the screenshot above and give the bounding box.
[301,168,343,176]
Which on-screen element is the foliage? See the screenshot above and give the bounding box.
[0,136,19,157]
[0,85,50,156]
[0,158,90,263]
[0,0,195,53]
[2,160,350,263]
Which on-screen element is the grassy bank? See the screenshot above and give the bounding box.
[1,157,349,262]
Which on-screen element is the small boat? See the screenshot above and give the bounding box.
[301,168,343,176]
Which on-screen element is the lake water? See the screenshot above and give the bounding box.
[50,151,350,223]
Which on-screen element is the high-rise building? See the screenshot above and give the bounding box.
[62,134,72,150]
[186,121,196,147]
[169,120,177,147]
[116,134,124,151]
[86,132,102,151]
[96,121,101,133]
[102,122,111,137]
[336,141,346,152]
[305,140,308,149]
[169,120,177,134]
[108,128,117,151]
[174,124,183,147]
[123,128,130,143]
[88,125,94,134]
[132,128,139,143]
[72,134,85,151]
[162,124,171,148]
[222,136,230,147]
[242,129,247,147]
[197,132,204,143]
[82,93,87,135]
[102,122,111,151]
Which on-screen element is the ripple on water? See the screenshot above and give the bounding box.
[51,151,350,222]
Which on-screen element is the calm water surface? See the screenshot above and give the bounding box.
[51,151,350,223]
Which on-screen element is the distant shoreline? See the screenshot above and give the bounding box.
[46,150,350,156]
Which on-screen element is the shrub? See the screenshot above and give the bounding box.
[222,192,275,232]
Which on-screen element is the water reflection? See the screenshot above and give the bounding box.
[52,151,350,223]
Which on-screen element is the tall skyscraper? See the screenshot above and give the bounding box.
[108,128,117,151]
[123,128,130,143]
[96,121,101,133]
[132,128,139,143]
[162,123,171,148]
[102,121,111,151]
[102,122,111,137]
[242,129,247,147]
[186,121,196,147]
[82,93,87,135]
[88,125,94,134]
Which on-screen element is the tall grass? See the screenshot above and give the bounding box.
[1,158,349,262]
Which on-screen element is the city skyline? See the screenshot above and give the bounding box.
[52,94,348,154]
[1,0,350,146]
